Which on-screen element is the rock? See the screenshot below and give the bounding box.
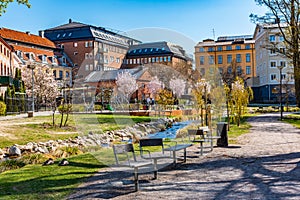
[58,158,69,166]
[42,158,54,166]
[8,145,21,157]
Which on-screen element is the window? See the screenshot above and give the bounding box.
[148,57,151,63]
[271,74,277,81]
[89,53,93,59]
[73,42,77,47]
[110,56,114,62]
[199,47,204,52]
[74,51,78,55]
[85,64,89,71]
[236,54,241,63]
[227,67,232,73]
[160,57,163,62]
[280,48,285,54]
[152,57,155,62]
[245,44,251,50]
[269,35,276,42]
[53,70,57,77]
[59,70,63,79]
[89,41,93,47]
[200,56,204,65]
[85,53,89,59]
[217,46,223,51]
[85,41,89,47]
[218,67,223,74]
[167,56,171,62]
[133,59,136,64]
[246,53,251,62]
[164,57,167,62]
[227,55,232,63]
[235,45,241,50]
[116,58,120,63]
[279,35,284,42]
[270,61,276,68]
[226,46,232,50]
[218,55,223,64]
[246,66,251,75]
[208,47,215,52]
[270,49,276,54]
[237,66,242,75]
[66,71,69,78]
[279,61,286,67]
[209,55,214,64]
[200,68,205,76]
[155,57,159,62]
[281,73,286,80]
[90,64,93,71]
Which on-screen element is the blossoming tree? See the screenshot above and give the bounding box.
[115,71,138,108]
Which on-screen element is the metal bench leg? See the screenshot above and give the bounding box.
[153,159,158,179]
[200,141,203,156]
[172,151,176,165]
[183,148,187,162]
[134,167,139,191]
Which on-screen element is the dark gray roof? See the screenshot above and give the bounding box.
[43,20,141,46]
[126,41,188,60]
[84,66,147,83]
[46,21,89,31]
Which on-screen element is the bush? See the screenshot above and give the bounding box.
[72,104,85,112]
[94,105,102,111]
[0,101,6,116]
[20,153,50,165]
[0,159,26,173]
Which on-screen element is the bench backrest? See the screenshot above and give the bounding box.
[139,138,165,153]
[113,143,137,166]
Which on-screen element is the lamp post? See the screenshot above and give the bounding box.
[27,64,35,113]
[277,65,284,120]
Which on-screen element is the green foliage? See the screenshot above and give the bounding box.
[0,0,31,16]
[156,88,175,109]
[0,159,26,173]
[0,101,6,115]
[53,146,83,158]
[94,104,102,111]
[5,87,12,112]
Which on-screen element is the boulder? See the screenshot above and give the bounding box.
[8,145,21,157]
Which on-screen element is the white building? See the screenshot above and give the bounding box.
[253,23,295,104]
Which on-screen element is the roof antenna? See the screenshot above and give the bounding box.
[212,28,215,40]
[69,18,72,23]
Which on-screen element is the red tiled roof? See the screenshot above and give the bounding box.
[0,28,56,48]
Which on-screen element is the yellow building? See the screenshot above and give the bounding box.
[195,35,256,84]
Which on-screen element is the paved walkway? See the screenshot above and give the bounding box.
[68,113,300,200]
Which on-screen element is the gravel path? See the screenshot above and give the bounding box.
[68,113,300,200]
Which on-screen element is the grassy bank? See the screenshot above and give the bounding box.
[0,113,154,148]
[0,152,107,200]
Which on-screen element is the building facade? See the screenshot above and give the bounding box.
[121,41,192,69]
[253,23,295,104]
[194,35,256,84]
[0,36,17,97]
[0,27,73,88]
[43,19,141,79]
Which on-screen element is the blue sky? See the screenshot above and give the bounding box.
[0,0,267,54]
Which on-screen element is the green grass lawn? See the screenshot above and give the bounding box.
[0,153,106,200]
[227,115,253,144]
[283,113,300,128]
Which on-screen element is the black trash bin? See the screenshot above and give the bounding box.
[216,122,228,147]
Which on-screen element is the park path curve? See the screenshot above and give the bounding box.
[68,113,300,200]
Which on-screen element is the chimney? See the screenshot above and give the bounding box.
[69,18,72,23]
[26,31,30,35]
[39,30,44,38]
